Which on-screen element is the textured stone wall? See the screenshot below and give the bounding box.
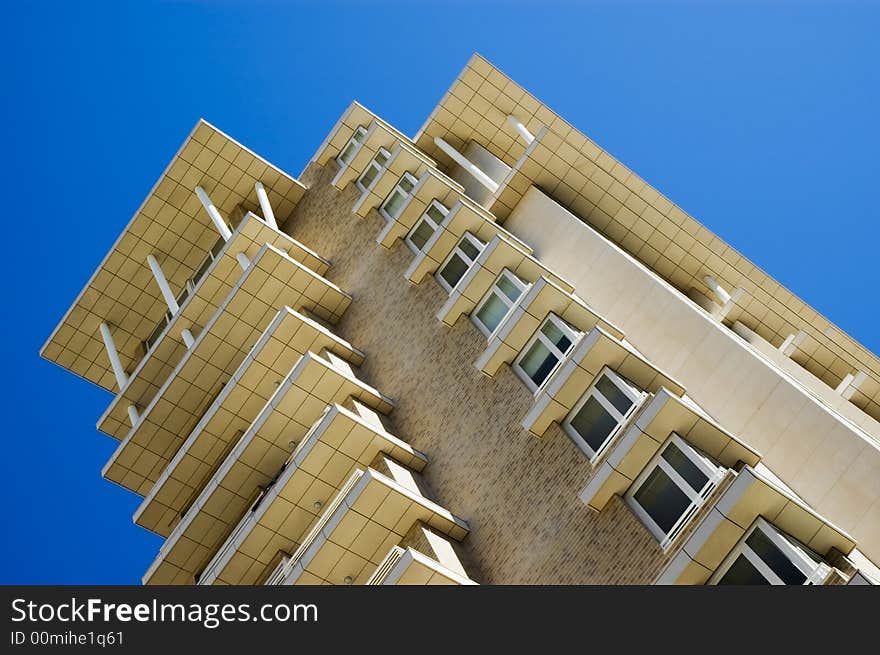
[277,161,711,584]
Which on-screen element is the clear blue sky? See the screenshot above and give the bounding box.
[1,1,877,583]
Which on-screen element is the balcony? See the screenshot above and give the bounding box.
[435,233,567,328]
[97,213,328,439]
[101,246,352,495]
[402,201,531,286]
[142,353,396,585]
[473,276,623,381]
[522,325,685,439]
[195,403,425,585]
[133,308,364,537]
[657,465,856,585]
[578,388,759,513]
[41,119,308,398]
[265,466,469,585]
[367,546,477,585]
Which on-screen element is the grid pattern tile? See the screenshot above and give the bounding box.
[415,54,880,423]
[41,120,308,393]
[102,247,352,493]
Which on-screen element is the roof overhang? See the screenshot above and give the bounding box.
[41,119,307,393]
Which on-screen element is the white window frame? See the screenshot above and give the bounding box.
[335,125,368,167]
[709,517,832,585]
[471,269,530,338]
[626,433,724,549]
[513,313,582,393]
[355,147,391,193]
[563,366,646,461]
[405,199,448,254]
[379,171,419,221]
[435,232,485,293]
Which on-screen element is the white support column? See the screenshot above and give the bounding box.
[127,405,140,426]
[195,186,232,241]
[433,136,499,193]
[146,254,180,315]
[506,115,535,145]
[703,275,732,305]
[99,322,128,390]
[779,330,807,357]
[254,181,278,229]
[181,328,195,348]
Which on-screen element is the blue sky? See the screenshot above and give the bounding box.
[1,1,877,583]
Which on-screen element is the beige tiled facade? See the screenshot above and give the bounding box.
[42,54,879,585]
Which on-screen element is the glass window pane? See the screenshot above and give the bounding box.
[375,151,389,166]
[717,554,772,585]
[661,442,709,493]
[338,142,357,164]
[632,466,692,536]
[353,129,366,143]
[359,165,379,189]
[596,374,635,416]
[475,293,510,334]
[746,528,808,584]
[426,204,446,223]
[383,191,406,218]
[570,395,619,453]
[541,319,572,353]
[496,275,523,302]
[459,237,481,260]
[399,176,416,192]
[409,219,435,251]
[519,340,558,388]
[439,253,469,289]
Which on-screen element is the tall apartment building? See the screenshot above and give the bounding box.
[41,54,880,585]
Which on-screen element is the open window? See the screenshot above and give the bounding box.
[513,313,581,392]
[627,434,723,549]
[710,518,832,585]
[336,126,368,167]
[356,148,391,193]
[436,232,485,293]
[405,200,448,254]
[380,172,419,221]
[472,269,529,337]
[563,367,646,460]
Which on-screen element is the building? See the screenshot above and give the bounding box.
[41,54,880,585]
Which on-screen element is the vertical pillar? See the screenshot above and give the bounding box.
[703,275,732,305]
[254,181,278,229]
[100,322,140,426]
[127,405,140,426]
[506,115,535,144]
[195,186,249,271]
[195,186,232,241]
[433,137,499,193]
[181,328,195,349]
[99,322,128,389]
[146,254,180,315]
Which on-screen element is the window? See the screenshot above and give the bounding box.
[405,200,448,254]
[380,172,419,221]
[564,368,645,460]
[436,232,485,292]
[627,434,723,548]
[473,269,529,337]
[711,518,831,585]
[356,148,391,193]
[514,314,581,392]
[336,126,368,167]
